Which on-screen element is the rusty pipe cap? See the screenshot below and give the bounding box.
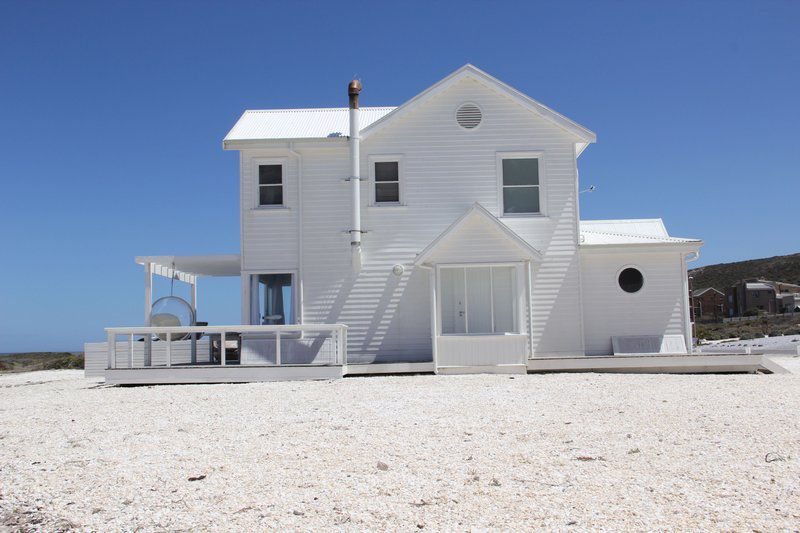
[348,79,362,95]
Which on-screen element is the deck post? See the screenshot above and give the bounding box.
[144,262,153,366]
[339,326,347,367]
[190,278,197,364]
[275,331,281,365]
[220,332,226,366]
[166,335,171,367]
[128,334,134,368]
[107,331,116,369]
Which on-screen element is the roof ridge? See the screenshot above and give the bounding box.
[244,106,397,113]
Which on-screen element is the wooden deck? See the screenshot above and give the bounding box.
[526,353,789,374]
[96,353,788,385]
[104,364,344,385]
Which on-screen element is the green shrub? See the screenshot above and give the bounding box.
[41,353,84,370]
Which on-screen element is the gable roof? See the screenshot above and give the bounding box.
[692,287,724,297]
[223,64,595,152]
[223,107,394,147]
[414,203,543,266]
[360,64,596,150]
[579,219,702,247]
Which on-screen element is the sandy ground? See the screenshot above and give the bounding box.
[1,370,799,531]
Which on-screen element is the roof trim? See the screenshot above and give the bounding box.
[692,287,724,297]
[414,203,543,266]
[360,64,597,144]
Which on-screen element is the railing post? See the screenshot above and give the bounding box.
[128,334,134,368]
[166,334,172,367]
[220,332,226,366]
[341,326,348,366]
[107,331,116,369]
[275,331,281,366]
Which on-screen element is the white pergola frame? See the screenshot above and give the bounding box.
[136,255,242,365]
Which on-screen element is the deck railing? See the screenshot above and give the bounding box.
[105,324,348,369]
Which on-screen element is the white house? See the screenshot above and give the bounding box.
[87,64,720,384]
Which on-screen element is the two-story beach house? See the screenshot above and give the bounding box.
[87,65,714,384]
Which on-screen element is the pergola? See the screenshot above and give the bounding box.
[135,254,241,325]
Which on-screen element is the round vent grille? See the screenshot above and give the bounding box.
[456,103,482,129]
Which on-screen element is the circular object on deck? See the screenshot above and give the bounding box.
[618,267,644,294]
[150,296,195,341]
[392,264,405,276]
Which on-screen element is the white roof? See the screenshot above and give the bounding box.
[223,64,596,152]
[224,107,395,144]
[745,282,773,291]
[580,219,701,247]
[135,255,241,277]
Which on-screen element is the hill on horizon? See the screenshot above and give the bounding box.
[689,252,800,291]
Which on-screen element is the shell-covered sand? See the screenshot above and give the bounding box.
[1,369,799,531]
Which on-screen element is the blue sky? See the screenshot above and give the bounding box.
[1,1,798,352]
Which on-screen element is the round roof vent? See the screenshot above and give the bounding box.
[456,103,482,129]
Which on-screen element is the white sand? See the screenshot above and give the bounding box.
[1,369,799,531]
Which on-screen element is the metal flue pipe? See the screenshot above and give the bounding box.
[348,79,363,270]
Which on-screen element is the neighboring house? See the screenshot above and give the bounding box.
[87,64,705,382]
[725,279,800,316]
[692,287,725,321]
[778,293,800,313]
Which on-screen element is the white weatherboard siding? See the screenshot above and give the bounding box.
[362,77,584,357]
[581,251,688,356]
[240,76,585,361]
[240,150,300,272]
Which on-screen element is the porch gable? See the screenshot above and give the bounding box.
[414,203,542,266]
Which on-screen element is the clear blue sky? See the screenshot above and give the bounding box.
[1,1,798,352]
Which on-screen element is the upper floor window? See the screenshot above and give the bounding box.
[258,164,283,206]
[373,160,401,204]
[500,156,541,215]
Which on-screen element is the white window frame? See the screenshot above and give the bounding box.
[369,154,405,207]
[496,151,546,217]
[246,270,299,326]
[435,262,524,336]
[251,157,288,210]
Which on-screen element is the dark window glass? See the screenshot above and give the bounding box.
[259,165,282,185]
[376,183,400,203]
[374,161,398,182]
[618,268,644,293]
[502,158,539,186]
[503,187,539,214]
[260,186,282,206]
[374,161,400,203]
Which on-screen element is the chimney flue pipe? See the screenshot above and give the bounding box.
[348,79,363,270]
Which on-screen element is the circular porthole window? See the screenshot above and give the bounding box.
[456,103,482,129]
[618,267,644,293]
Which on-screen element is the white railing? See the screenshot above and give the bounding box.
[105,324,348,369]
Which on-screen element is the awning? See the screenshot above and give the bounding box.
[135,255,241,282]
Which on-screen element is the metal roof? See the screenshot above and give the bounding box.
[224,107,396,142]
[579,219,701,246]
[745,282,774,291]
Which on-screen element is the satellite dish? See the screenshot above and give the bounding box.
[150,295,195,341]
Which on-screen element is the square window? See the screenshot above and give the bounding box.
[259,186,283,206]
[374,161,398,182]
